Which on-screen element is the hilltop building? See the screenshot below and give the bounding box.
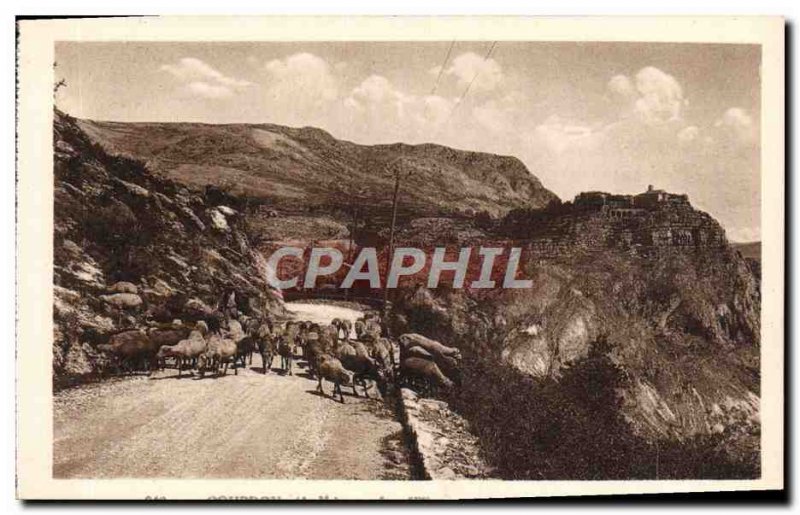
[504,185,726,258]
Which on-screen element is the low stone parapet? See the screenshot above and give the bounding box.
[397,388,492,480]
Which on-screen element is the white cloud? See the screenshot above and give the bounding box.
[346,75,414,120]
[533,115,600,155]
[351,75,404,104]
[264,52,338,102]
[715,107,757,145]
[444,52,503,92]
[677,125,700,144]
[161,57,251,90]
[186,81,234,99]
[538,66,688,161]
[472,92,527,135]
[606,66,686,125]
[240,52,341,127]
[632,67,685,124]
[607,74,636,100]
[420,95,454,126]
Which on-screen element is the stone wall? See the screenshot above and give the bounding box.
[397,388,492,480]
[510,198,727,260]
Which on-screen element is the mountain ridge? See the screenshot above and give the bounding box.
[75,117,558,220]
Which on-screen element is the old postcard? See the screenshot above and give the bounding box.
[16,16,784,499]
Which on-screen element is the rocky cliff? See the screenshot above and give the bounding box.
[389,217,761,478]
[53,111,285,386]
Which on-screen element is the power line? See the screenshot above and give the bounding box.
[445,41,497,124]
[429,40,455,96]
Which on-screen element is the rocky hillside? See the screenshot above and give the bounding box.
[53,110,286,386]
[388,218,761,478]
[54,109,761,479]
[75,118,557,225]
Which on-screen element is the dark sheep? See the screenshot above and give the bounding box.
[338,342,388,398]
[398,333,462,385]
[399,333,461,360]
[405,345,433,360]
[235,336,258,370]
[316,355,354,403]
[399,357,455,395]
[367,337,396,375]
[303,335,326,378]
[277,335,294,375]
[97,329,159,374]
[255,323,277,373]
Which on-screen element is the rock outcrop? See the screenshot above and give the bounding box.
[53,110,286,386]
[390,227,761,478]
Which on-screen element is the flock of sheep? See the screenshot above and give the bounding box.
[96,309,462,403]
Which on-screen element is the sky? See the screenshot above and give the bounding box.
[55,41,761,242]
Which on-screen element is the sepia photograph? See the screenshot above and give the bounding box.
[15,15,784,500]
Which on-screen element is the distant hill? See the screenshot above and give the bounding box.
[75,118,558,222]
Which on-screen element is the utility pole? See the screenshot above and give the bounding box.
[383,164,402,317]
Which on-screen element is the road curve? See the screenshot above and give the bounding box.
[53,303,410,479]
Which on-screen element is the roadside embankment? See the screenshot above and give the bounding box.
[397,388,491,480]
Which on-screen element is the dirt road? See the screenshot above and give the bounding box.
[53,303,411,479]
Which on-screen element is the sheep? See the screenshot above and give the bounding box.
[319,324,339,350]
[223,317,259,365]
[255,322,277,373]
[399,357,454,396]
[338,319,353,339]
[284,321,305,356]
[366,337,396,376]
[156,322,208,377]
[315,355,354,403]
[238,317,264,364]
[329,318,352,340]
[302,324,336,362]
[337,341,388,398]
[296,321,311,357]
[363,319,382,341]
[277,334,294,375]
[227,318,246,341]
[399,333,462,386]
[146,325,191,367]
[399,333,461,360]
[96,329,158,375]
[199,333,237,376]
[235,336,258,370]
[195,320,210,335]
[240,315,262,336]
[354,319,366,340]
[303,334,326,378]
[405,345,433,361]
